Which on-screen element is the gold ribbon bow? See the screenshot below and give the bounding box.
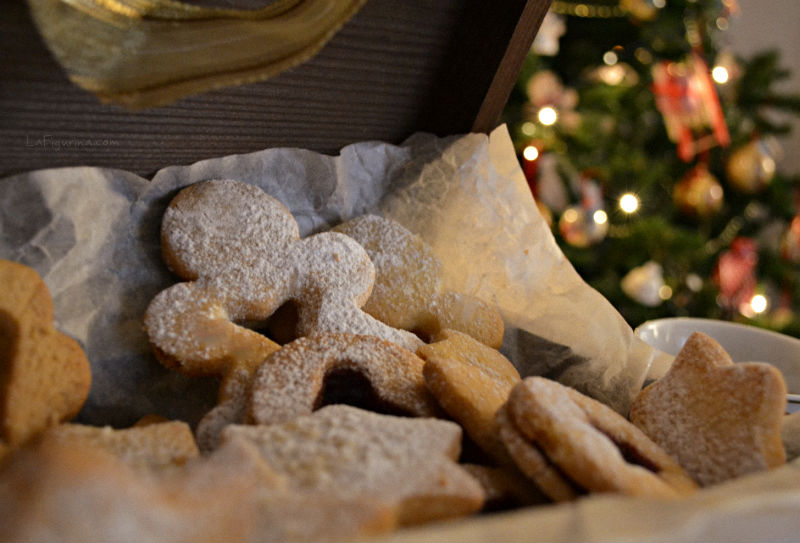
[27,0,367,109]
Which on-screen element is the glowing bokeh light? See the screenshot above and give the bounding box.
[711,65,729,84]
[523,145,539,161]
[619,192,640,213]
[538,106,558,126]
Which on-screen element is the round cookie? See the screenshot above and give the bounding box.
[418,329,520,462]
[493,404,579,502]
[248,333,440,425]
[506,377,698,498]
[334,215,504,347]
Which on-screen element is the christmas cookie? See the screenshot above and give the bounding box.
[143,180,423,448]
[222,404,485,525]
[248,332,440,426]
[418,329,520,462]
[0,424,395,541]
[503,377,697,499]
[334,215,504,347]
[144,179,422,378]
[630,331,787,486]
[459,463,547,509]
[194,357,266,452]
[0,260,91,448]
[494,403,580,502]
[43,420,199,470]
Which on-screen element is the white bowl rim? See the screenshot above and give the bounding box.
[635,316,800,405]
[635,316,800,346]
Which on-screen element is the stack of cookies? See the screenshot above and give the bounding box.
[0,179,793,541]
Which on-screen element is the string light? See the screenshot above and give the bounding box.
[538,106,558,125]
[619,192,640,213]
[521,121,536,136]
[711,65,729,84]
[750,294,768,314]
[522,145,539,161]
[603,51,619,66]
[592,209,608,225]
[551,1,626,18]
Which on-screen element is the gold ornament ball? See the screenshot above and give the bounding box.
[673,166,724,218]
[725,141,776,193]
[558,205,608,247]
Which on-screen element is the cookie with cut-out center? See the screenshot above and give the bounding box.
[222,404,485,526]
[143,181,423,447]
[334,215,504,347]
[504,377,697,499]
[248,332,440,426]
[0,260,91,448]
[419,329,520,462]
[630,331,787,486]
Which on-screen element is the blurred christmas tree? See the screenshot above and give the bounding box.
[504,0,800,336]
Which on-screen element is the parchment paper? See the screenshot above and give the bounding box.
[0,125,661,426]
[2,125,799,540]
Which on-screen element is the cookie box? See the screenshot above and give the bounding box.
[0,0,549,178]
[3,0,800,541]
[637,317,800,413]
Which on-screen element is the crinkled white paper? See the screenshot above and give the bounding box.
[2,125,799,541]
[0,125,658,426]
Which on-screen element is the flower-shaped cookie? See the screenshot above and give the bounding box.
[630,332,787,486]
[0,260,91,449]
[144,180,422,379]
[333,215,504,347]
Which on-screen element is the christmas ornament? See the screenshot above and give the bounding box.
[621,261,667,307]
[780,216,800,265]
[558,205,608,247]
[558,176,608,247]
[531,11,566,56]
[588,62,639,87]
[673,165,724,218]
[713,237,758,312]
[651,53,731,162]
[725,138,779,193]
[535,153,569,213]
[524,71,580,131]
[620,0,662,22]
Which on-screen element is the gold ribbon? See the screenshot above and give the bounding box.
[27,0,367,109]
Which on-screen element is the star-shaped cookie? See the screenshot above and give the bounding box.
[221,404,485,525]
[630,331,787,486]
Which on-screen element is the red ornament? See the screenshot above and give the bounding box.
[781,216,800,264]
[651,53,731,162]
[713,237,758,311]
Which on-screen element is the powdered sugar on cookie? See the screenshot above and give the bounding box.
[143,180,422,378]
[334,215,504,347]
[248,333,440,426]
